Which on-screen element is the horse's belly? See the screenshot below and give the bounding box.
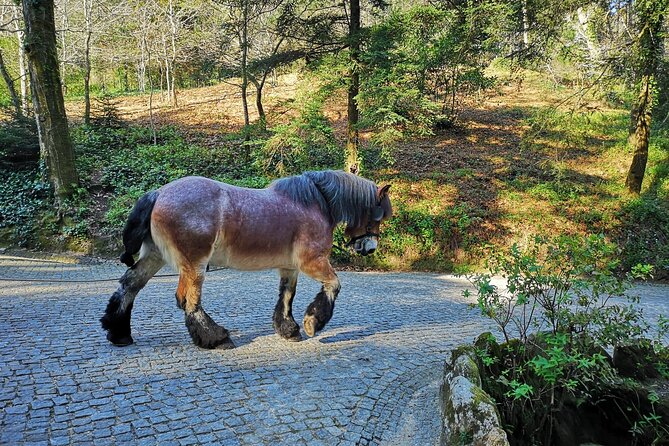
[209,247,295,271]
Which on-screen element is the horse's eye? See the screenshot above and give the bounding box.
[372,206,384,222]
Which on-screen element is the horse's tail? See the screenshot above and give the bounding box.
[120,190,159,267]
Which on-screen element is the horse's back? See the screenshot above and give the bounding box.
[148,176,329,271]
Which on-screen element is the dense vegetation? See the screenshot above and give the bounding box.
[0,1,668,277]
[466,236,668,444]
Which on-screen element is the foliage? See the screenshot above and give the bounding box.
[0,166,52,246]
[89,93,125,129]
[0,113,39,164]
[464,235,666,444]
[331,192,480,271]
[253,81,343,176]
[358,4,503,149]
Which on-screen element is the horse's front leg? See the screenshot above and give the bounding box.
[101,247,164,346]
[273,269,302,341]
[301,257,341,337]
[180,266,235,350]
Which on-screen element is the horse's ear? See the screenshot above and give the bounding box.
[378,184,391,198]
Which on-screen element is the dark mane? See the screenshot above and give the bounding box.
[270,170,378,226]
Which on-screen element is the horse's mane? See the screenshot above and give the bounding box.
[270,170,378,226]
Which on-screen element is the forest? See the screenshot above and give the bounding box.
[0,0,668,275]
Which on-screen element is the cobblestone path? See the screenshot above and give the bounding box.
[1,252,667,446]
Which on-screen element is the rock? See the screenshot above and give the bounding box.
[613,341,661,380]
[441,348,509,446]
[452,353,482,387]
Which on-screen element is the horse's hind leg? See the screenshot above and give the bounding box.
[180,266,235,350]
[101,246,164,346]
[273,269,302,341]
[301,257,341,337]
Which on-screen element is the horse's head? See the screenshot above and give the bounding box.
[345,184,392,256]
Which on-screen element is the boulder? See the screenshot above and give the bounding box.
[613,341,661,380]
[441,348,509,446]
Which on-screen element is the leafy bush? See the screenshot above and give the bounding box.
[0,114,39,164]
[464,235,666,444]
[332,200,479,270]
[0,167,52,246]
[617,196,669,277]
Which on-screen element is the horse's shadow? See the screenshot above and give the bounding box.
[317,328,376,344]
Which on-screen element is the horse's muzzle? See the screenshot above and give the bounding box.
[354,237,378,256]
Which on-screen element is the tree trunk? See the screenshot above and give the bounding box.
[0,49,22,116]
[146,35,157,145]
[123,64,129,92]
[22,0,79,201]
[168,0,178,107]
[14,5,29,115]
[83,0,93,125]
[249,76,266,124]
[240,0,250,147]
[59,0,67,96]
[625,0,665,194]
[625,74,652,194]
[522,0,529,49]
[345,0,360,174]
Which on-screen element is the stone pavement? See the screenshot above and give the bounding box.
[0,252,667,446]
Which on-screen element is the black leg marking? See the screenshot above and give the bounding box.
[273,301,301,341]
[100,291,134,346]
[185,307,235,350]
[175,293,185,310]
[272,273,302,341]
[304,290,335,337]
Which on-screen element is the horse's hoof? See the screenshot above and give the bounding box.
[195,335,235,350]
[107,332,134,346]
[286,332,303,342]
[214,338,236,350]
[303,316,317,337]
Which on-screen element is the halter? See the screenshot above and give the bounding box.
[345,204,384,247]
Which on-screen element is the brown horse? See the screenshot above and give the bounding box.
[101,170,392,349]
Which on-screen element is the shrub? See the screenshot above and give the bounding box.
[464,235,666,444]
[0,114,39,164]
[0,167,52,246]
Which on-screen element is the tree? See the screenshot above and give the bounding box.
[22,0,78,201]
[0,48,21,115]
[14,4,29,115]
[345,0,360,173]
[82,0,93,124]
[625,0,668,194]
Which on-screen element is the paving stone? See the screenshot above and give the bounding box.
[1,252,667,446]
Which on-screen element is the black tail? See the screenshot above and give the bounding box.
[120,190,159,267]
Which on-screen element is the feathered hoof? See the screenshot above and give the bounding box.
[107,332,134,346]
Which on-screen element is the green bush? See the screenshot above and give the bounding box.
[0,114,39,164]
[464,235,666,444]
[0,167,52,246]
[617,196,669,277]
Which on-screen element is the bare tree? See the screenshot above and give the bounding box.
[14,4,29,114]
[82,0,93,123]
[0,48,22,115]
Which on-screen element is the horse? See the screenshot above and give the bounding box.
[100,170,392,349]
